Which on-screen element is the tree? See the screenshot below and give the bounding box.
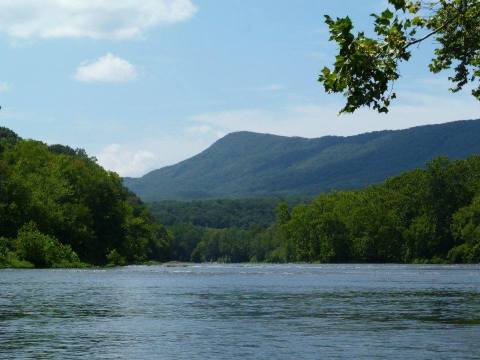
[0,128,171,267]
[449,196,480,262]
[319,0,480,113]
[14,222,81,268]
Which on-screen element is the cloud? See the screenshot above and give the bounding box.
[0,82,11,93]
[75,53,138,83]
[191,92,480,138]
[185,124,213,135]
[0,0,197,40]
[256,84,287,92]
[96,134,216,177]
[96,144,156,177]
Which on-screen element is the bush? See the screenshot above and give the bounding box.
[266,247,288,263]
[7,256,34,269]
[14,222,81,268]
[1,237,35,268]
[448,244,469,263]
[448,243,480,263]
[106,249,127,266]
[0,238,8,268]
[469,244,480,263]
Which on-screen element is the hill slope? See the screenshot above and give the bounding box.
[0,127,170,267]
[124,119,480,201]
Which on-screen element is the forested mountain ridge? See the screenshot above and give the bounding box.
[125,119,480,201]
[2,125,480,266]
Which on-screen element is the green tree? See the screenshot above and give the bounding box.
[0,128,170,267]
[275,201,291,225]
[169,223,205,261]
[0,237,9,266]
[449,196,480,262]
[14,222,81,268]
[106,249,127,266]
[319,0,480,113]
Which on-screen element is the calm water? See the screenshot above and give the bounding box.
[0,264,479,359]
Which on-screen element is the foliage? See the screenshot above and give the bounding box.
[125,120,480,201]
[0,237,9,267]
[449,195,480,262]
[169,223,207,261]
[167,156,480,264]
[0,126,20,151]
[319,0,480,113]
[186,225,287,263]
[148,198,292,229]
[0,128,170,267]
[14,222,81,268]
[280,155,480,263]
[3,127,480,266]
[106,249,127,267]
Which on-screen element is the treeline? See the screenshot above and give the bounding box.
[166,156,480,263]
[0,128,170,268]
[2,124,480,267]
[149,198,307,262]
[148,197,308,229]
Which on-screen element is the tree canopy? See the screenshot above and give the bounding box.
[164,156,480,264]
[319,0,480,113]
[0,128,171,268]
[3,126,480,266]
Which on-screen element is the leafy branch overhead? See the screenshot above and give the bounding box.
[319,0,480,114]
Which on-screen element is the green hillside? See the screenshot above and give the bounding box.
[125,119,480,201]
[0,128,170,268]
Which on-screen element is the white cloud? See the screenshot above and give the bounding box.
[185,124,213,135]
[96,144,156,177]
[257,84,287,92]
[96,134,216,177]
[0,0,197,40]
[0,82,11,92]
[191,92,480,138]
[75,53,138,83]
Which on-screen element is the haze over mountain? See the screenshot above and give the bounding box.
[124,119,480,201]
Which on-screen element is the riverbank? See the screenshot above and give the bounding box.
[1,258,463,270]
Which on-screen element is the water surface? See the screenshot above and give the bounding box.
[1,264,479,359]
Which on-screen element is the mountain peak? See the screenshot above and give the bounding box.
[124,119,480,201]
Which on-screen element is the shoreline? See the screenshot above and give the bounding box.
[2,260,477,270]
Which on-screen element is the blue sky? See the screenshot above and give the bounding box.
[1,0,479,176]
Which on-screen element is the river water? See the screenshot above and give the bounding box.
[0,264,479,359]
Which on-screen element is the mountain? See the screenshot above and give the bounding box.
[124,119,480,201]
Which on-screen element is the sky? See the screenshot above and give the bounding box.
[0,0,479,177]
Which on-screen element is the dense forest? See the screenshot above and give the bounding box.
[2,126,480,268]
[0,127,171,268]
[147,197,309,229]
[165,156,480,264]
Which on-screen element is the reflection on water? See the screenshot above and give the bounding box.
[0,264,479,359]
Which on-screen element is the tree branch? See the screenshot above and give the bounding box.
[404,26,444,49]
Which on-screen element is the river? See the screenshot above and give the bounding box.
[1,264,479,359]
